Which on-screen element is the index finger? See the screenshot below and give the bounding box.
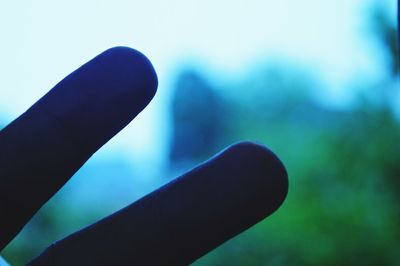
[0,47,158,250]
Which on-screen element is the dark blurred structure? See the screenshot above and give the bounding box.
[169,70,228,169]
[371,6,399,76]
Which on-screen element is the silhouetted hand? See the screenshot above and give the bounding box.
[0,47,288,265]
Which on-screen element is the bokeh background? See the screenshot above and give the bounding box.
[0,0,398,265]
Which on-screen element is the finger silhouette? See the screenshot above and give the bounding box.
[27,142,288,266]
[0,47,158,250]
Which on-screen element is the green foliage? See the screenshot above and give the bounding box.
[188,66,399,265]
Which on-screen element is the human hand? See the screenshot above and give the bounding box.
[0,47,288,265]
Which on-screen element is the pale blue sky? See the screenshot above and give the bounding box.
[0,0,395,170]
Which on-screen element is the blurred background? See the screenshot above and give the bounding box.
[0,0,398,265]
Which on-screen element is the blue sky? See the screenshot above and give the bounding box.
[0,0,396,170]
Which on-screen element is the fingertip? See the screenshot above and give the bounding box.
[37,46,159,151]
[224,141,289,214]
[100,46,158,101]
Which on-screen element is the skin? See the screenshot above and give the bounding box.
[0,47,288,265]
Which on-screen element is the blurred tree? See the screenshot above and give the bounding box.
[371,6,399,77]
[169,70,229,169]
